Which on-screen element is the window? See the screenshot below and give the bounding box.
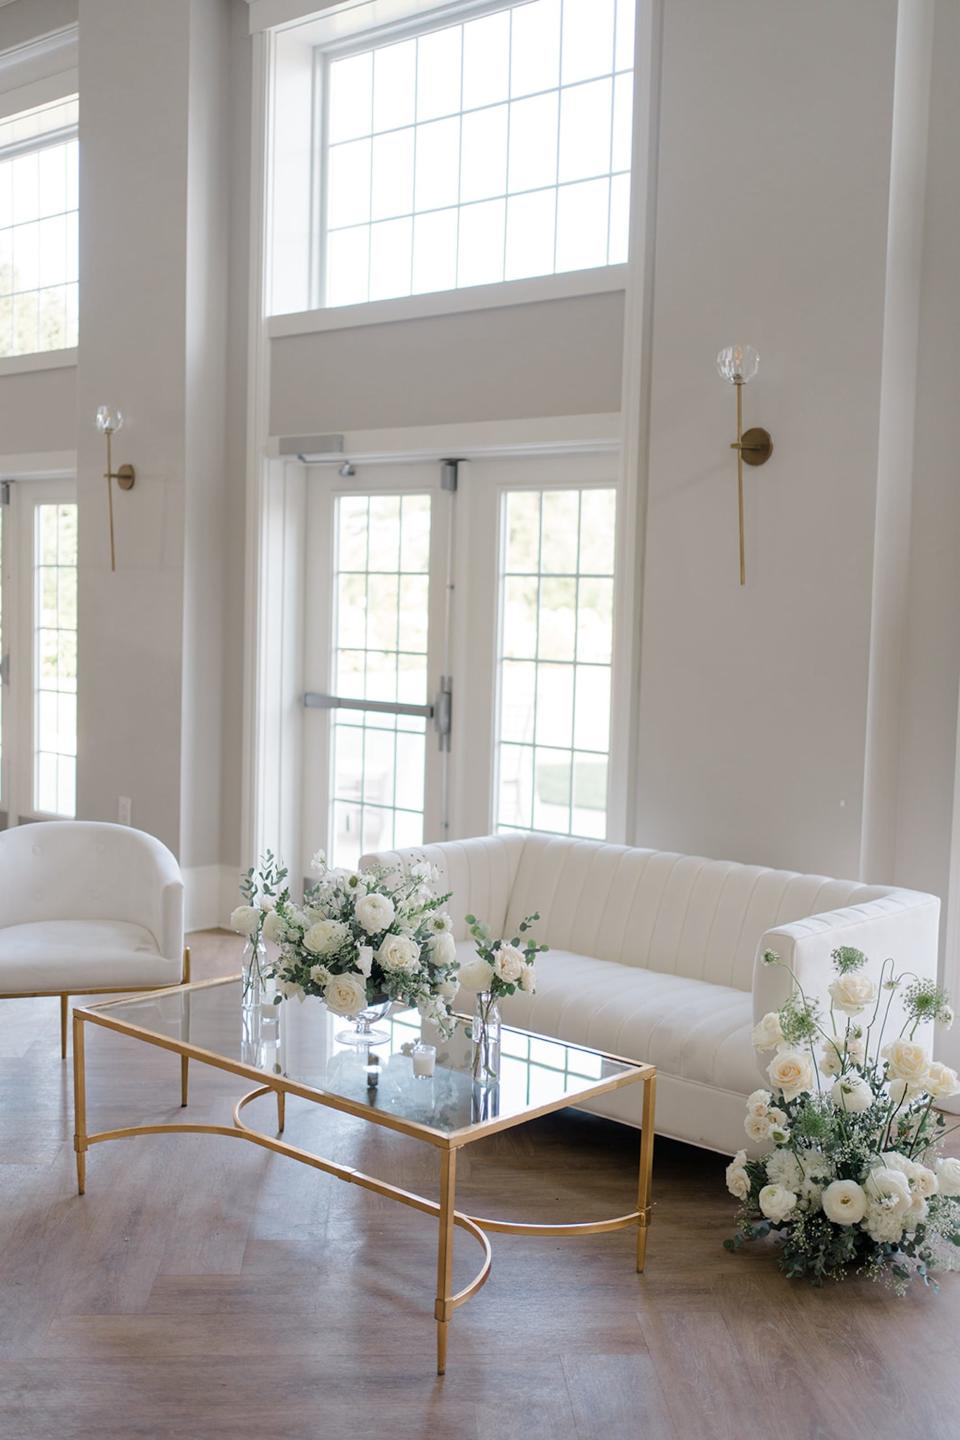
[33,501,77,816]
[0,95,79,356]
[495,485,616,839]
[321,0,633,306]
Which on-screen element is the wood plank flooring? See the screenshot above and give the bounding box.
[1,929,958,1440]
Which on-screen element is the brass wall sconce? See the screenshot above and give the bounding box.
[716,344,773,585]
[95,405,135,572]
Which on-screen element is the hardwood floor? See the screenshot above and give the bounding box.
[2,929,958,1439]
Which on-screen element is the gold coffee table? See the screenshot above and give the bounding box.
[72,977,656,1374]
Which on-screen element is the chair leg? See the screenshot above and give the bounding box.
[180,1054,189,1108]
[60,994,68,1059]
[182,945,191,984]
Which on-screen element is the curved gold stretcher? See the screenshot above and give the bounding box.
[71,1007,655,1375]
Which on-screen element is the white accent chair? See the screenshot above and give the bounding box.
[362,834,941,1155]
[0,820,188,1056]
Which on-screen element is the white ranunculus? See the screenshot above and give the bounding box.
[882,1039,929,1084]
[519,965,536,994]
[356,945,374,978]
[752,1012,785,1052]
[355,891,396,934]
[767,1047,815,1101]
[308,963,331,987]
[828,973,876,1015]
[377,933,421,974]
[262,909,285,944]
[865,1165,913,1216]
[924,1061,960,1099]
[863,1201,905,1244]
[230,905,261,937]
[766,1148,803,1190]
[429,931,457,966]
[758,1183,797,1224]
[913,1164,939,1199]
[821,1179,867,1225]
[744,1112,771,1143]
[493,944,525,984]
[819,1041,844,1077]
[323,973,367,1016]
[830,1074,874,1114]
[430,912,454,934]
[726,1150,750,1200]
[937,1156,960,1197]
[303,919,350,956]
[456,955,496,991]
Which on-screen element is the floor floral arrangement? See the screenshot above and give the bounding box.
[726,947,960,1291]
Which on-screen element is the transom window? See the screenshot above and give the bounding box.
[322,0,634,307]
[0,95,78,357]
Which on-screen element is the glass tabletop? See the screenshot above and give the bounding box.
[84,979,646,1140]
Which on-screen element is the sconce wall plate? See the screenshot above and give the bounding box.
[737,426,773,467]
[114,463,136,491]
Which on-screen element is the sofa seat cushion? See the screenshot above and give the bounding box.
[0,919,179,993]
[476,946,761,1096]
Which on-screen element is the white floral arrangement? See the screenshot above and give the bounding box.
[251,852,460,1030]
[726,946,960,1291]
[456,911,546,998]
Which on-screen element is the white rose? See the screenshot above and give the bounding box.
[821,1179,867,1225]
[913,1164,939,1199]
[356,945,374,978]
[767,1048,815,1101]
[308,963,331,987]
[726,1150,750,1200]
[766,1149,803,1190]
[887,1076,924,1107]
[492,944,525,984]
[230,905,260,937]
[937,1157,960,1197]
[303,919,350,956]
[864,1202,905,1244]
[758,1183,797,1224]
[355,892,396,934]
[746,1089,772,1114]
[429,931,457,966]
[924,1061,960,1099]
[744,1112,771,1143]
[865,1165,913,1216]
[323,973,368,1017]
[752,1012,785,1052]
[457,955,496,992]
[828,973,876,1015]
[262,909,285,943]
[519,965,536,994]
[830,1074,874,1114]
[882,1039,929,1084]
[377,933,421,974]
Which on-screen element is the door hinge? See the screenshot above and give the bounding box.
[0,481,10,506]
[434,676,452,751]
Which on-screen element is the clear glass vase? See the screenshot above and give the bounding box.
[336,997,391,1047]
[241,935,268,1012]
[471,991,501,1085]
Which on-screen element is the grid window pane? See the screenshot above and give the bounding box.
[0,96,77,356]
[33,502,77,817]
[495,486,616,840]
[322,2,633,306]
[329,493,432,869]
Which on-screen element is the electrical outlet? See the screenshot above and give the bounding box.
[118,796,132,826]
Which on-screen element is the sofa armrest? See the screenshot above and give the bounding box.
[753,890,941,1035]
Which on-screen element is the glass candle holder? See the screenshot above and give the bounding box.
[412,1042,436,1078]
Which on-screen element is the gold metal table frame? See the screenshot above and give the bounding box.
[72,979,656,1375]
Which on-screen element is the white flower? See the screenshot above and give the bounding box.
[303,919,350,956]
[752,1012,785,1052]
[457,955,496,991]
[863,1202,904,1244]
[767,1048,815,1101]
[377,933,421,974]
[744,1112,771,1142]
[519,965,536,994]
[726,1150,750,1200]
[262,909,285,944]
[766,1149,803,1190]
[924,1061,960,1099]
[830,1074,874,1114]
[429,931,457,966]
[758,1184,797,1224]
[797,1149,833,1209]
[937,1157,960,1197]
[323,973,367,1016]
[356,945,374,978]
[308,963,331,987]
[230,905,261,937]
[882,1039,929,1084]
[276,976,303,1001]
[430,912,453,934]
[828,973,876,1015]
[940,1005,955,1031]
[746,1089,772,1118]
[492,944,525,984]
[310,850,327,872]
[355,892,396,934]
[913,1164,939,1199]
[821,1179,867,1225]
[887,1076,924,1107]
[410,860,432,880]
[438,977,460,1001]
[865,1164,913,1217]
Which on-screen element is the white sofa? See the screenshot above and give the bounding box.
[362,834,941,1155]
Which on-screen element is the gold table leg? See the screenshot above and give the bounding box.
[435,1147,458,1376]
[180,1055,190,1108]
[277,1090,286,1133]
[636,1072,656,1272]
[60,994,68,1059]
[72,1011,87,1196]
